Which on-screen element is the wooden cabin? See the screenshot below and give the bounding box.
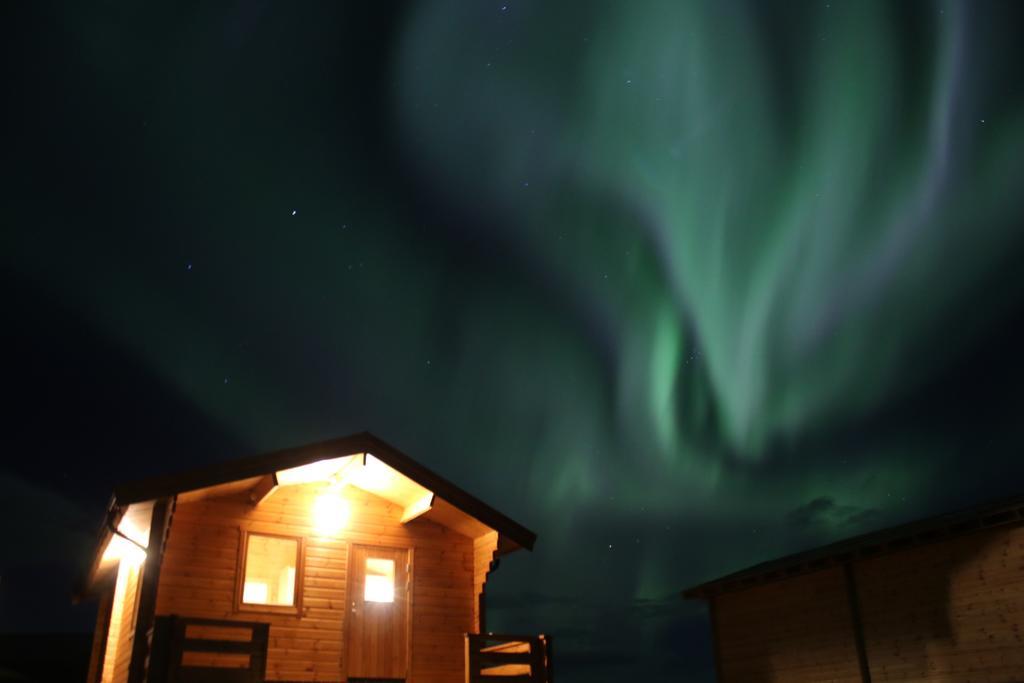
[683,495,1024,683]
[77,432,553,683]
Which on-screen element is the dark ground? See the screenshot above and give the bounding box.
[0,633,92,683]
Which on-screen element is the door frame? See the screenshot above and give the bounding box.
[343,542,414,681]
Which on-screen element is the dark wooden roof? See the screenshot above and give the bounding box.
[683,492,1024,599]
[113,431,536,552]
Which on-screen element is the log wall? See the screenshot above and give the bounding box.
[101,560,141,683]
[856,524,1024,682]
[473,531,499,631]
[86,590,113,683]
[712,524,1024,682]
[154,482,478,682]
[714,565,862,683]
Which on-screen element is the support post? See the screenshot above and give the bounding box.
[127,497,174,683]
[541,634,553,683]
[843,562,873,683]
[86,588,115,683]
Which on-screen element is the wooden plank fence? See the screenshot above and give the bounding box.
[148,615,269,683]
[465,633,553,683]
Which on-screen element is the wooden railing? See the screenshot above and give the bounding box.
[147,615,269,683]
[465,633,553,683]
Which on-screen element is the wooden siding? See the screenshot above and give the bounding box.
[856,524,1024,682]
[102,561,142,683]
[714,565,863,683]
[154,481,477,682]
[87,589,114,683]
[473,531,499,632]
[711,524,1024,682]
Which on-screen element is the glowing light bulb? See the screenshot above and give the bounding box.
[312,491,350,537]
[102,534,146,566]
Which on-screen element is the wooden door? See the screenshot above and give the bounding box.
[346,545,410,680]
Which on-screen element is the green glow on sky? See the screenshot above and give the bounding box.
[5,3,1024,679]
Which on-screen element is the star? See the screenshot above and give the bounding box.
[291,209,297,216]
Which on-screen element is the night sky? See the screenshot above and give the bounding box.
[4,2,1024,681]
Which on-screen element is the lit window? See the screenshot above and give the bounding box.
[365,558,395,603]
[242,534,298,607]
[242,582,268,604]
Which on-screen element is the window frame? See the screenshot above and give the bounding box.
[235,529,305,616]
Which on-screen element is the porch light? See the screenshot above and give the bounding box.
[102,534,146,566]
[312,490,350,537]
[102,517,147,566]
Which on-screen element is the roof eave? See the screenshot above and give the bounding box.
[680,492,1024,600]
[109,431,537,552]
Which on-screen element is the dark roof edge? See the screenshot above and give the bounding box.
[682,492,1024,600]
[112,431,536,552]
[363,433,536,552]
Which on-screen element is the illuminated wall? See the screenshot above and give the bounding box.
[100,558,142,683]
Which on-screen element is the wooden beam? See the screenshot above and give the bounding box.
[400,492,435,524]
[844,562,873,683]
[127,497,174,683]
[86,589,114,683]
[248,473,278,506]
[330,454,365,489]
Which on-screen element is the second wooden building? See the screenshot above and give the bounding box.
[684,495,1024,683]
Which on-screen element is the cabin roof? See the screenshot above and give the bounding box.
[114,431,535,550]
[80,432,536,599]
[683,492,1024,599]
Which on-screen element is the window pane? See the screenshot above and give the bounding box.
[243,535,298,606]
[365,558,395,603]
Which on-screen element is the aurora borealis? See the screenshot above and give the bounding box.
[3,1,1024,680]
